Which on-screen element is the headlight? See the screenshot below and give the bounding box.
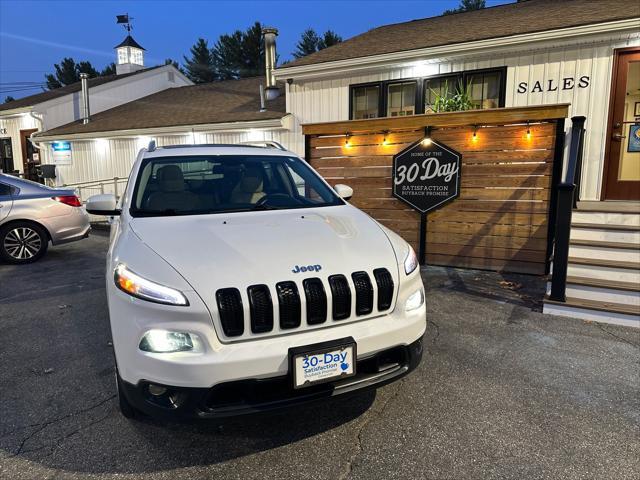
[139,330,202,353]
[404,245,418,275]
[114,264,189,306]
[405,289,424,312]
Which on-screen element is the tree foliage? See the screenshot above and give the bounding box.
[182,38,217,83]
[4,96,15,104]
[44,57,112,90]
[443,0,486,15]
[212,22,265,80]
[293,28,343,58]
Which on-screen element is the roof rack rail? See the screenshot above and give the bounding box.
[238,140,287,151]
[147,139,157,152]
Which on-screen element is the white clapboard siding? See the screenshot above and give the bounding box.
[287,34,640,199]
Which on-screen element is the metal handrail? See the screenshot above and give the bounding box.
[548,116,586,302]
[63,177,127,202]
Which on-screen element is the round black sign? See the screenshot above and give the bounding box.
[392,138,462,213]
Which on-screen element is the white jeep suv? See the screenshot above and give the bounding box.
[86,142,426,420]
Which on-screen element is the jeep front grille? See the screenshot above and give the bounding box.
[276,281,302,329]
[247,284,273,333]
[373,268,394,311]
[214,267,396,341]
[352,271,374,316]
[215,288,244,337]
[328,275,351,320]
[303,277,327,325]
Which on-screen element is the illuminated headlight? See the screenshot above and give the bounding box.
[405,289,424,312]
[114,264,189,306]
[139,330,203,353]
[404,245,418,275]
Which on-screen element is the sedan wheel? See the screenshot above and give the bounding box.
[0,223,48,264]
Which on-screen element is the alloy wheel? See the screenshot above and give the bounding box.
[3,227,42,260]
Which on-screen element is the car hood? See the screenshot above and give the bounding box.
[129,205,400,297]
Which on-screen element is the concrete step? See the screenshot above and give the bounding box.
[543,296,640,328]
[567,258,640,284]
[576,200,640,213]
[572,211,640,228]
[570,226,640,245]
[568,244,640,263]
[546,277,640,307]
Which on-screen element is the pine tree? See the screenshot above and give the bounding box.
[101,63,116,76]
[212,22,265,80]
[293,29,321,59]
[319,30,342,50]
[443,0,486,15]
[4,96,15,104]
[183,38,217,83]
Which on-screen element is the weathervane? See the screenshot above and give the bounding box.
[116,14,134,33]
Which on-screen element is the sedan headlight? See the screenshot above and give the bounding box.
[404,245,418,275]
[114,264,189,306]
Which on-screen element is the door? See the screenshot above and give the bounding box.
[0,138,14,173]
[20,129,40,182]
[0,182,13,221]
[603,48,640,200]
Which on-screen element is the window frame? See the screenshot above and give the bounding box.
[348,67,507,120]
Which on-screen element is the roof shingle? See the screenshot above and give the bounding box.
[279,0,638,70]
[36,77,286,138]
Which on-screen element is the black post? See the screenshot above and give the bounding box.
[549,116,586,302]
[419,213,427,265]
[549,184,575,302]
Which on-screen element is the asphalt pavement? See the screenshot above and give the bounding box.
[0,232,638,479]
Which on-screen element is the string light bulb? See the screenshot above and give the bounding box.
[422,137,432,146]
[472,125,478,142]
[382,131,389,146]
[345,133,351,148]
[526,122,532,140]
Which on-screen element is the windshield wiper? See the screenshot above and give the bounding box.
[250,204,283,211]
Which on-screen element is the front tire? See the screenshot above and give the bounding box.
[0,222,48,264]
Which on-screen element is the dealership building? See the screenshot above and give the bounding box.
[1,0,638,324]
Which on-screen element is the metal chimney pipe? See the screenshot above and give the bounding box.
[80,73,90,124]
[262,27,280,100]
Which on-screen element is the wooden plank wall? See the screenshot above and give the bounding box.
[307,122,559,275]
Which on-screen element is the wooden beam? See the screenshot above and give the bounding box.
[301,104,570,135]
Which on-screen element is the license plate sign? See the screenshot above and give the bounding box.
[292,343,356,389]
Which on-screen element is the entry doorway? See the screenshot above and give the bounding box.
[20,129,40,182]
[0,138,14,173]
[603,48,640,200]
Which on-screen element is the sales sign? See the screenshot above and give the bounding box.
[392,138,461,213]
[51,141,72,165]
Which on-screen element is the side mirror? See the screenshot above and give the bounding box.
[86,194,120,216]
[334,184,353,201]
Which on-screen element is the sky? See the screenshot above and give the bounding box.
[0,0,512,99]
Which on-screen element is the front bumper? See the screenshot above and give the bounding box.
[120,337,423,420]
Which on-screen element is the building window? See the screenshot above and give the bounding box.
[424,75,458,113]
[387,81,416,117]
[131,48,144,66]
[466,70,502,109]
[351,84,381,120]
[117,48,128,64]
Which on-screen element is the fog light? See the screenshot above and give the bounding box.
[405,289,424,312]
[148,384,167,396]
[139,330,201,353]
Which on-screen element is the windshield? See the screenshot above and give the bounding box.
[130,154,344,217]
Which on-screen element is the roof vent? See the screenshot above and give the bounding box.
[80,73,90,124]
